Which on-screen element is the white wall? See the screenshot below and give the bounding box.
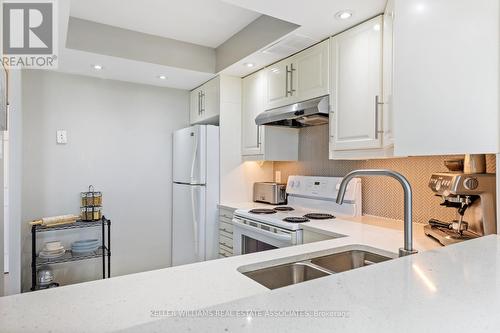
[5,69,22,295]
[21,70,189,291]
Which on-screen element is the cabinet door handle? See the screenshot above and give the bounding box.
[200,91,205,114]
[285,65,289,97]
[256,125,261,147]
[375,95,384,139]
[198,91,202,115]
[289,63,296,95]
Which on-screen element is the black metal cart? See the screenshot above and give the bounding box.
[31,216,111,291]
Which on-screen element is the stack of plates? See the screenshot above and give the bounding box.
[71,239,99,254]
[39,241,65,259]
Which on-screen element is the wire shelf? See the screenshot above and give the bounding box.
[35,247,109,267]
[31,216,111,291]
[34,218,110,233]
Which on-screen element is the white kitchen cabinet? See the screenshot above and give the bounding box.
[218,207,235,258]
[329,16,384,153]
[202,77,220,121]
[266,40,330,110]
[382,1,395,148]
[242,70,299,161]
[189,86,202,125]
[190,77,220,125]
[392,0,499,155]
[242,70,266,156]
[293,40,330,102]
[265,61,289,110]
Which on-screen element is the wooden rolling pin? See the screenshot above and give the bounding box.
[30,214,80,226]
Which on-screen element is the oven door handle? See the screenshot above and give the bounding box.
[232,219,293,242]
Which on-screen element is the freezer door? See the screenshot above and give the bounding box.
[172,183,206,266]
[173,125,206,184]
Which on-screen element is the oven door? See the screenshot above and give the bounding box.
[232,217,300,255]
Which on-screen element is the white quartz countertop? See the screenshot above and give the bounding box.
[0,214,467,333]
[125,235,500,333]
[301,214,440,252]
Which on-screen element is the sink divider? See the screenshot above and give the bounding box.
[297,261,336,275]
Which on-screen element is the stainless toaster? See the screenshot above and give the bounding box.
[253,182,287,204]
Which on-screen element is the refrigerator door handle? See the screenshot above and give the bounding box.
[190,131,199,183]
[190,186,200,260]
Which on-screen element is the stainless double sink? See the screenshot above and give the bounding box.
[242,250,392,290]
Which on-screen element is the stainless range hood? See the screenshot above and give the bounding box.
[255,95,329,128]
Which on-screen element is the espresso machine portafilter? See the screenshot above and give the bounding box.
[425,173,496,246]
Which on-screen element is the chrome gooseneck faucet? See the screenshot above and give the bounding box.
[336,169,418,257]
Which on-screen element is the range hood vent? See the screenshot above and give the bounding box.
[255,95,329,128]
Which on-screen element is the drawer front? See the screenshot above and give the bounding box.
[219,208,234,220]
[219,215,233,225]
[219,245,232,257]
[220,230,232,240]
[219,234,233,249]
[219,220,233,234]
[220,243,233,254]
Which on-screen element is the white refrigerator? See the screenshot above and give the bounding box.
[172,125,219,266]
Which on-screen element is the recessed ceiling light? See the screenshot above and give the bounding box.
[92,64,103,71]
[244,63,255,68]
[158,75,167,80]
[415,3,427,13]
[336,10,353,20]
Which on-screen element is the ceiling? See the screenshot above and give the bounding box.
[70,0,261,48]
[222,0,387,41]
[220,0,387,77]
[53,0,387,90]
[57,48,215,90]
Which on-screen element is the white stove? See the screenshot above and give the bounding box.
[232,176,362,255]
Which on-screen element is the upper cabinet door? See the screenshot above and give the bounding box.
[189,77,220,125]
[201,76,220,121]
[190,87,202,124]
[265,40,330,110]
[382,2,395,148]
[330,16,383,151]
[242,70,266,156]
[393,0,499,155]
[266,60,290,110]
[292,40,330,102]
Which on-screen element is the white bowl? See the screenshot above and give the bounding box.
[39,249,65,259]
[44,241,62,251]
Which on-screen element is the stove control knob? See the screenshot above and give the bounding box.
[464,177,479,190]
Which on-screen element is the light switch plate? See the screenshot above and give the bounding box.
[56,130,67,144]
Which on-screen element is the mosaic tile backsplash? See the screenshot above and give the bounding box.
[274,125,496,224]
